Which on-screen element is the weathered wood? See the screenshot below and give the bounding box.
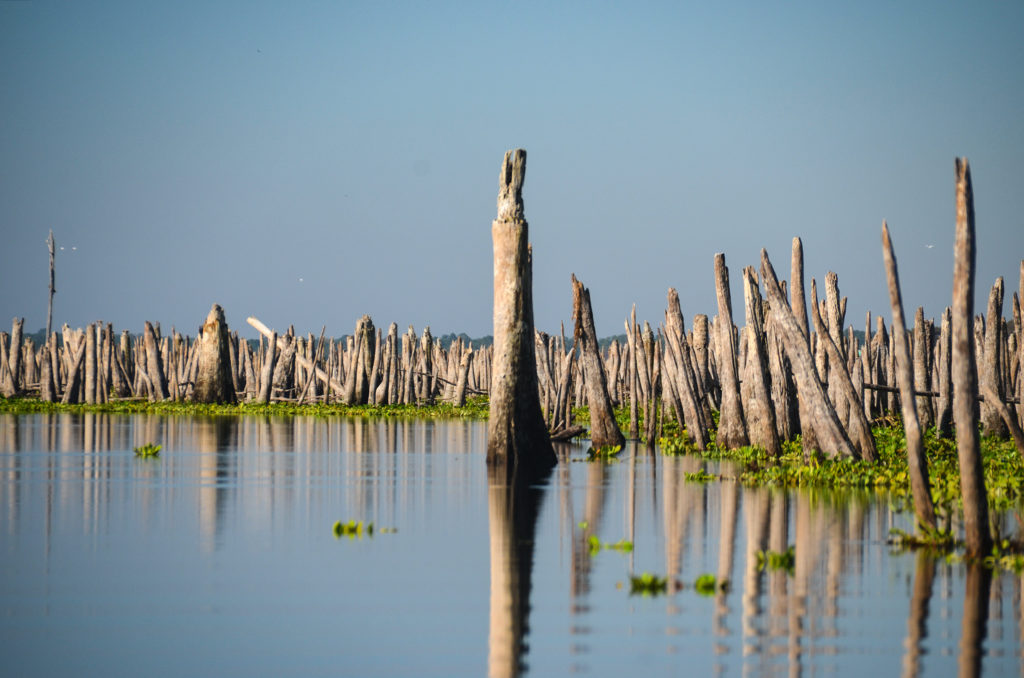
[880,222,936,529]
[46,230,55,340]
[193,304,237,404]
[789,238,818,452]
[85,323,98,404]
[143,321,169,401]
[714,253,749,449]
[257,331,278,404]
[935,308,953,437]
[8,317,24,394]
[979,277,1008,437]
[811,278,877,461]
[952,158,991,557]
[571,274,624,449]
[740,267,781,457]
[487,149,555,470]
[247,317,346,395]
[761,249,856,459]
[40,335,55,402]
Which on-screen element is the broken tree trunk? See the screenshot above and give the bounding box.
[143,321,170,401]
[811,279,877,462]
[571,274,624,449]
[980,278,1008,438]
[664,288,710,450]
[951,158,991,557]
[487,149,555,470]
[741,267,781,457]
[761,249,857,459]
[913,307,935,429]
[193,304,237,404]
[936,308,954,438]
[713,253,749,449]
[257,331,278,404]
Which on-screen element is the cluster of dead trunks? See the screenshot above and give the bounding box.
[0,307,494,409]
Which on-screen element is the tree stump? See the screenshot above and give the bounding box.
[193,304,237,404]
[487,149,555,470]
[713,253,749,449]
[571,274,624,449]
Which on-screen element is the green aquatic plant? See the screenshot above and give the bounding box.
[888,526,956,550]
[587,444,622,460]
[629,572,668,596]
[694,573,727,596]
[333,520,374,538]
[756,546,796,574]
[586,533,634,555]
[133,443,161,458]
[684,470,716,483]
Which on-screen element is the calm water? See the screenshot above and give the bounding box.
[1,413,1022,677]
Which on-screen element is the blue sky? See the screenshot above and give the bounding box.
[2,1,1022,339]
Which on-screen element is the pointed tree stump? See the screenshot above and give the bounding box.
[952,158,991,557]
[571,274,624,449]
[193,304,237,404]
[713,253,749,449]
[487,149,555,470]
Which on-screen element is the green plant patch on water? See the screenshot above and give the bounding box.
[133,443,161,458]
[888,526,956,551]
[684,470,716,483]
[694,573,728,596]
[0,395,490,421]
[587,444,622,461]
[586,534,633,556]
[333,520,374,538]
[629,572,668,596]
[756,546,796,574]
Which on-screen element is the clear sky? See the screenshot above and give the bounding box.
[2,1,1022,340]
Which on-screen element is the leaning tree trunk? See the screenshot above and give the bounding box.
[951,158,991,557]
[487,149,555,471]
[571,274,624,449]
[193,304,237,404]
[761,249,857,459]
[881,222,937,531]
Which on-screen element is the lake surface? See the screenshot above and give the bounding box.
[1,412,1022,677]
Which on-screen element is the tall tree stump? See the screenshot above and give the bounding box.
[193,304,237,404]
[713,253,749,449]
[487,149,555,471]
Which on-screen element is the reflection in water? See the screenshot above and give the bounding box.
[959,563,992,678]
[1,413,1022,676]
[487,458,552,678]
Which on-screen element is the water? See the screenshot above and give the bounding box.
[1,412,1021,677]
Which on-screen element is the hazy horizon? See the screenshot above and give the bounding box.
[3,2,1022,341]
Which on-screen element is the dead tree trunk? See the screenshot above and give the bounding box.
[714,253,749,449]
[257,331,278,404]
[664,288,710,449]
[740,267,781,457]
[486,149,555,470]
[912,307,935,429]
[46,230,55,340]
[951,158,991,557]
[143,321,169,401]
[193,304,237,404]
[761,249,856,459]
[790,237,817,451]
[7,317,24,395]
[936,308,954,438]
[571,274,624,449]
[980,278,1008,438]
[453,347,474,407]
[880,222,935,530]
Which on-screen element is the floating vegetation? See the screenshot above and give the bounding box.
[888,526,956,551]
[629,572,668,596]
[586,533,633,555]
[684,470,716,483]
[133,443,161,458]
[756,546,797,574]
[333,520,373,538]
[694,573,728,596]
[587,444,622,460]
[0,395,490,421]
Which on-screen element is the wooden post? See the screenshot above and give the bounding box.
[714,253,749,449]
[951,158,991,557]
[571,274,624,449]
[487,149,555,470]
